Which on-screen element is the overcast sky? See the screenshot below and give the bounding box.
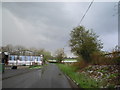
[1,2,118,57]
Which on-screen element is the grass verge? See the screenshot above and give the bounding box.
[57,64,100,88]
[29,65,42,69]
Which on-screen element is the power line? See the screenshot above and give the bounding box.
[77,0,94,26]
[63,1,94,52]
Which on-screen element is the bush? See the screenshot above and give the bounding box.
[90,52,102,65]
[91,51,119,65]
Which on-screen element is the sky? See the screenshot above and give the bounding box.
[1,2,118,57]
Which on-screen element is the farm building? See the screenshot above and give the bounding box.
[0,52,43,66]
[8,55,43,65]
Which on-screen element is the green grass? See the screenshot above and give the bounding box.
[57,64,100,88]
[97,69,107,73]
[0,64,4,72]
[29,65,42,69]
[0,64,2,72]
[108,73,119,79]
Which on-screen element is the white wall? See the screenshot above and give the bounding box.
[8,60,42,65]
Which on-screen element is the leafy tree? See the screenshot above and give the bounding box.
[69,26,103,62]
[42,50,52,61]
[55,48,66,63]
[36,49,52,64]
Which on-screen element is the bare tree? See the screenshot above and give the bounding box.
[2,44,13,53]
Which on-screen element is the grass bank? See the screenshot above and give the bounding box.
[57,64,100,88]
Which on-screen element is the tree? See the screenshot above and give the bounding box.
[55,48,66,63]
[40,49,52,61]
[43,51,52,62]
[69,26,103,62]
[36,49,52,64]
[0,47,2,52]
[2,44,13,53]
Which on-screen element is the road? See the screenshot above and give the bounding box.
[3,63,76,88]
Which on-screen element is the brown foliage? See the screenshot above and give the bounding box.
[91,51,120,65]
[72,60,89,70]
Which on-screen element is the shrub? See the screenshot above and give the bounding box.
[91,51,119,65]
[72,60,89,70]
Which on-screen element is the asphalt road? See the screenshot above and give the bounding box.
[3,63,73,88]
[0,72,2,90]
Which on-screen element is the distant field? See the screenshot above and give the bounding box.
[63,59,77,61]
[29,65,42,69]
[48,59,78,63]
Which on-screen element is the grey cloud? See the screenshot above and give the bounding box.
[82,2,118,34]
[0,2,2,46]
[2,2,118,57]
